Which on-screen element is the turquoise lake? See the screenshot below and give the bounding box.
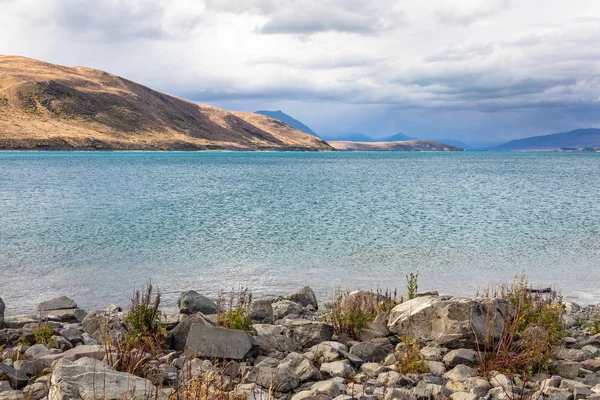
[1,151,599,314]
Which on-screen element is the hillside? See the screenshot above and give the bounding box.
[0,56,332,151]
[329,140,464,151]
[254,110,318,136]
[492,128,600,151]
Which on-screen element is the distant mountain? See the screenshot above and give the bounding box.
[492,128,600,151]
[431,138,471,149]
[381,132,415,141]
[329,140,464,152]
[254,110,317,136]
[0,56,332,151]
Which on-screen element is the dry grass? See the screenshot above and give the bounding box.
[216,287,253,332]
[0,55,332,151]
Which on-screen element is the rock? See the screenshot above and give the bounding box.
[556,348,589,362]
[24,344,50,359]
[581,359,600,372]
[387,295,511,349]
[249,299,274,324]
[0,363,28,389]
[349,341,387,362]
[81,310,126,343]
[312,380,341,396]
[0,391,24,400]
[426,361,446,376]
[251,324,296,356]
[13,359,44,376]
[48,335,73,351]
[0,381,10,392]
[60,344,106,361]
[59,328,83,345]
[359,362,386,377]
[443,365,478,382]
[450,392,478,400]
[166,313,211,351]
[184,323,252,360]
[320,360,355,379]
[278,352,321,382]
[284,286,319,309]
[420,346,444,361]
[443,348,479,367]
[38,296,77,312]
[49,357,155,399]
[0,298,4,328]
[22,382,47,400]
[177,290,217,315]
[245,367,298,393]
[377,370,402,386]
[40,309,87,324]
[282,319,334,348]
[309,341,347,362]
[490,373,515,392]
[553,361,581,379]
[582,334,600,348]
[181,358,214,381]
[273,300,304,320]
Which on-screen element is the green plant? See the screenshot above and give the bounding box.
[33,324,54,345]
[593,314,600,334]
[395,336,430,374]
[107,282,166,376]
[406,273,418,300]
[476,273,566,377]
[325,288,398,340]
[216,287,252,332]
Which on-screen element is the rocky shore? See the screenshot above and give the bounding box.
[1,286,600,400]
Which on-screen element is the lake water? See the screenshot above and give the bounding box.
[1,151,599,315]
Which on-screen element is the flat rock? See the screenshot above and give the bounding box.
[320,360,355,379]
[37,296,77,312]
[443,364,479,382]
[49,357,155,400]
[167,312,211,351]
[443,348,479,367]
[349,341,387,362]
[553,361,581,379]
[281,319,334,348]
[184,323,252,360]
[581,359,600,372]
[60,344,106,361]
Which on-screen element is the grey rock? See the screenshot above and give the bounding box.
[312,380,341,396]
[184,323,252,360]
[38,296,77,312]
[251,324,297,355]
[24,344,50,359]
[387,295,511,349]
[177,290,217,315]
[426,360,446,376]
[181,358,214,381]
[349,341,387,362]
[581,359,600,372]
[443,348,479,367]
[40,309,87,324]
[81,310,126,344]
[22,382,47,400]
[273,300,304,320]
[59,328,84,345]
[553,360,581,379]
[167,313,211,351]
[281,319,334,348]
[60,344,106,361]
[249,299,274,324]
[49,357,155,400]
[246,367,298,393]
[278,352,321,382]
[0,363,29,389]
[0,391,24,400]
[320,360,355,379]
[0,381,11,392]
[443,364,478,381]
[284,286,319,309]
[13,359,44,376]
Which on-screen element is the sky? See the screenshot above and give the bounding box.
[1,0,600,145]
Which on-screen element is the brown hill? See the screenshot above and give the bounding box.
[329,140,464,151]
[0,56,332,151]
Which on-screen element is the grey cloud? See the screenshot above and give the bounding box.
[249,54,383,69]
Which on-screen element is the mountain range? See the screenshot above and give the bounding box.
[254,110,317,136]
[491,128,600,151]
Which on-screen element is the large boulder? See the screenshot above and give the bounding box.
[281,319,334,348]
[177,290,217,315]
[166,313,212,351]
[184,323,252,360]
[49,357,155,400]
[284,286,319,309]
[249,299,274,324]
[82,310,126,344]
[250,324,297,356]
[387,295,511,349]
[38,296,77,312]
[272,300,304,320]
[0,363,29,389]
[0,297,5,328]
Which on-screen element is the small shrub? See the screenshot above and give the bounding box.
[395,336,430,374]
[406,273,418,300]
[325,288,398,340]
[108,282,166,376]
[476,273,566,376]
[169,361,248,400]
[593,314,600,334]
[216,287,252,332]
[33,324,54,345]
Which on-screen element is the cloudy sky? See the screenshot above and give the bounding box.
[1,0,599,145]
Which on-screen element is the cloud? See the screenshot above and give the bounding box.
[434,0,511,26]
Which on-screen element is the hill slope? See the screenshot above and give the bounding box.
[492,128,600,151]
[254,110,317,136]
[0,56,332,151]
[381,132,414,141]
[329,140,464,151]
